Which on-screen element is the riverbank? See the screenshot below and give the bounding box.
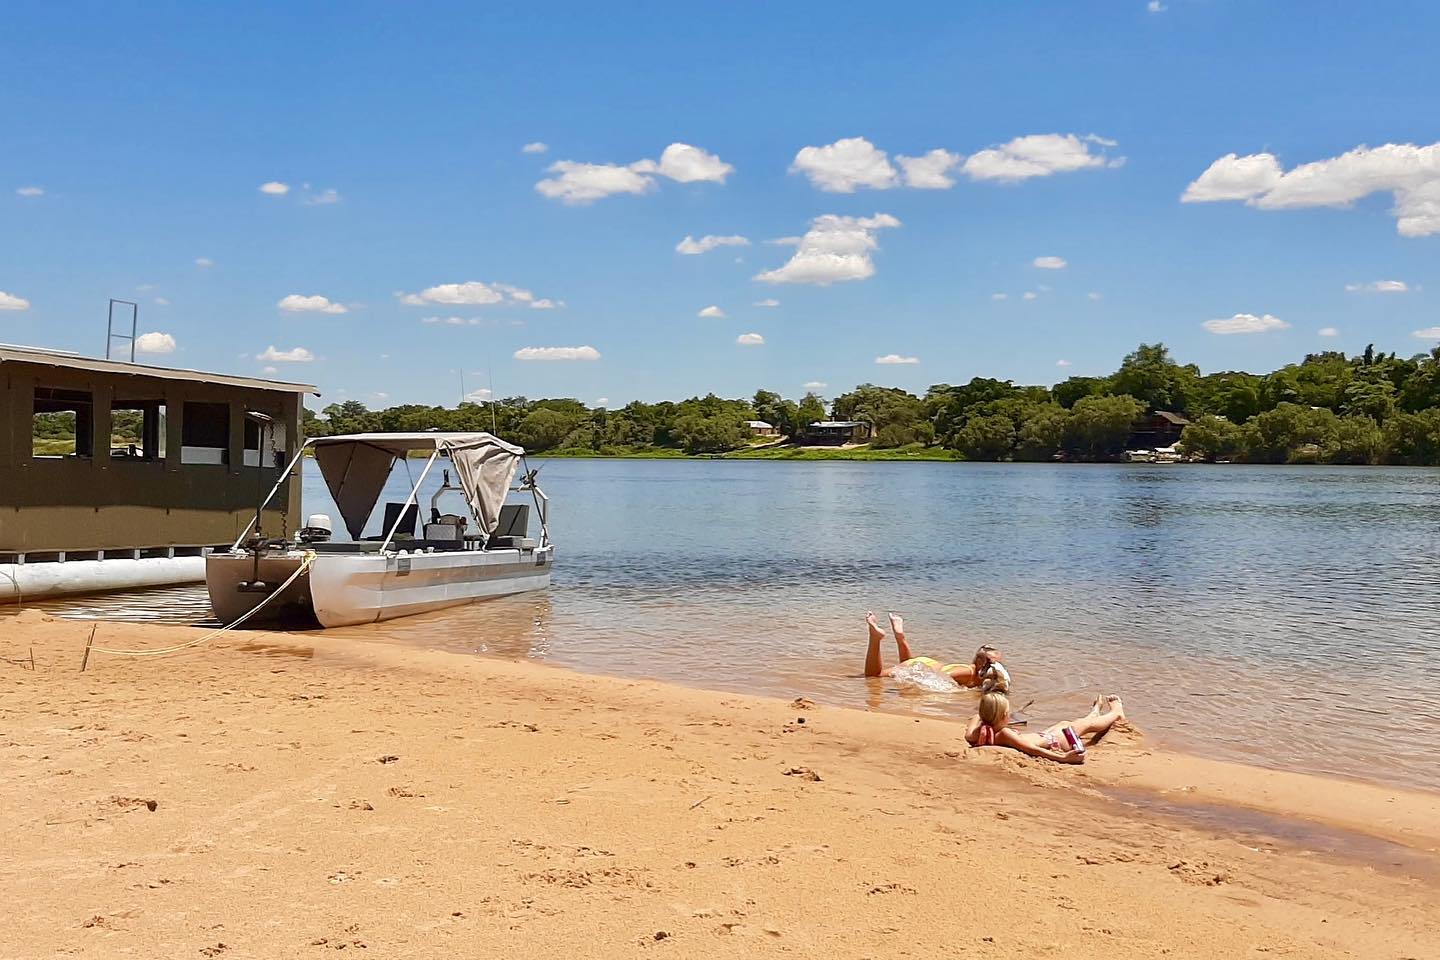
[4,613,1436,958]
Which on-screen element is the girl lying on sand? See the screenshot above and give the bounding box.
[863,611,1010,691]
[966,691,1125,764]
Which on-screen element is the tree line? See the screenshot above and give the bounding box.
[304,342,1440,466]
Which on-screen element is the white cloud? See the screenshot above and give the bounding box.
[790,137,898,192]
[465,388,494,402]
[303,188,341,205]
[1318,327,1340,338]
[1413,326,1440,341]
[278,294,348,314]
[754,212,901,285]
[676,234,750,255]
[421,315,488,326]
[1033,256,1068,269]
[1148,1,1166,11]
[1022,291,1038,300]
[766,236,802,246]
[1202,313,1291,335]
[897,149,962,189]
[16,186,43,197]
[195,257,214,268]
[257,345,314,362]
[1182,143,1440,236]
[875,354,919,365]
[632,143,734,183]
[522,142,549,154]
[134,331,176,354]
[962,133,1119,182]
[753,298,781,307]
[1056,359,1073,367]
[595,397,609,407]
[154,297,170,306]
[514,345,601,361]
[259,181,290,195]
[0,290,32,310]
[536,143,732,203]
[399,280,550,307]
[1345,279,1409,293]
[1088,291,1103,301]
[535,160,655,204]
[990,293,1008,301]
[698,305,726,318]
[803,381,827,390]
[261,366,278,375]
[736,332,765,346]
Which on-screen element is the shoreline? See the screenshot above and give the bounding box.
[5,613,1438,957]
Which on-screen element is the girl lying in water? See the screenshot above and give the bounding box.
[863,611,1010,691]
[965,691,1125,764]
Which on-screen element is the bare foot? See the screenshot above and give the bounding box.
[887,612,904,637]
[1104,695,1126,721]
[1089,695,1105,717]
[866,611,884,642]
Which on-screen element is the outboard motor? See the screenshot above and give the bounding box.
[298,513,333,544]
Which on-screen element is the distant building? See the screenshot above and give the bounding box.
[799,420,873,446]
[1129,410,1190,449]
[745,420,779,437]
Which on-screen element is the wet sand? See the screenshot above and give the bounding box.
[3,611,1438,959]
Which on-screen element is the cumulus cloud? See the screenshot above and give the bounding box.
[875,354,919,365]
[421,316,489,326]
[736,332,765,346]
[1413,326,1440,341]
[754,298,781,307]
[1033,256,1068,269]
[1202,313,1291,335]
[991,293,1008,301]
[261,365,278,375]
[1148,1,1166,11]
[0,290,31,310]
[303,188,341,205]
[465,388,494,402]
[195,257,214,268]
[803,381,827,390]
[536,142,733,203]
[1022,291,1039,300]
[1088,291,1103,301]
[897,149,963,189]
[278,294,348,314]
[790,137,898,192]
[962,133,1120,182]
[1318,327,1340,337]
[134,331,176,354]
[676,234,750,255]
[698,305,726,318]
[16,186,43,197]
[259,181,290,195]
[1056,359,1073,367]
[257,345,315,362]
[522,142,548,154]
[514,345,601,361]
[754,212,901,285]
[1345,279,1409,293]
[1182,143,1440,237]
[154,297,170,306]
[399,280,553,308]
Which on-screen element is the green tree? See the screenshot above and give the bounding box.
[1322,416,1384,465]
[1178,415,1244,462]
[673,413,743,453]
[796,392,826,430]
[1381,409,1440,465]
[954,414,1016,460]
[516,408,583,452]
[1063,395,1146,461]
[1240,404,1338,464]
[1013,404,1069,462]
[1052,376,1110,409]
[1109,343,1196,413]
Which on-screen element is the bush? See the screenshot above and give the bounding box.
[1179,415,1244,462]
[1063,395,1146,461]
[955,414,1015,461]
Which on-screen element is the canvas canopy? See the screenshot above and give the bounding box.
[310,433,524,541]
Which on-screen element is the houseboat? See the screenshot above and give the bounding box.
[0,344,314,600]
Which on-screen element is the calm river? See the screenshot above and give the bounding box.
[27,459,1440,792]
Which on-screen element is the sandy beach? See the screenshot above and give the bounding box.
[3,612,1437,960]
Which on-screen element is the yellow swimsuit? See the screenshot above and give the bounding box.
[902,656,967,675]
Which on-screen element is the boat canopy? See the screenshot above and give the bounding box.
[309,433,525,540]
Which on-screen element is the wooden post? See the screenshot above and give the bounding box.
[80,623,97,672]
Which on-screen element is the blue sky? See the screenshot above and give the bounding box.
[3,1,1438,410]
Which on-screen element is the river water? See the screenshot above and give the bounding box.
[17,459,1440,792]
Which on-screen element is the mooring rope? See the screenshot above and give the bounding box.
[86,552,316,659]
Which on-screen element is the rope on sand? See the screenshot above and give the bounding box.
[83,552,316,663]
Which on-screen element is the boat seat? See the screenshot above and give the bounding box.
[494,504,529,539]
[381,501,419,539]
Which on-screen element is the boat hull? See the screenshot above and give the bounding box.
[205,546,554,628]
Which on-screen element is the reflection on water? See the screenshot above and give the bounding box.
[9,460,1440,792]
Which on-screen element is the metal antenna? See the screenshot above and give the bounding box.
[488,364,497,434]
[106,299,139,361]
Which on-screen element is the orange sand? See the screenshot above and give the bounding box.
[3,611,1437,959]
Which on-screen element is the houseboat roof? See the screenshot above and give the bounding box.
[0,343,318,395]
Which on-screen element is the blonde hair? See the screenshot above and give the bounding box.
[978,692,1010,729]
[973,644,1000,669]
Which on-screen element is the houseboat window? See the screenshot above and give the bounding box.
[242,415,287,469]
[111,400,167,461]
[180,401,229,465]
[32,387,94,458]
